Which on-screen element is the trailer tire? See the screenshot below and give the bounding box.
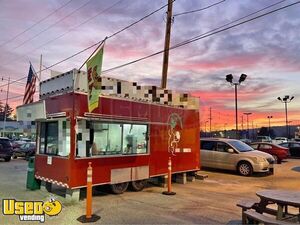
[110,182,129,194]
[130,180,146,192]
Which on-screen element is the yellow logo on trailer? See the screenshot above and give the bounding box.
[2,198,62,223]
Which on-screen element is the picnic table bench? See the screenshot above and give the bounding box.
[237,190,300,224]
[243,210,292,225]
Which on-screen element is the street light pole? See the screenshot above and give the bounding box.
[284,101,288,137]
[267,115,273,137]
[234,83,238,138]
[243,112,252,139]
[225,74,247,139]
[277,95,294,138]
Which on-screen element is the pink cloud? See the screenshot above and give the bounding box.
[173,54,264,72]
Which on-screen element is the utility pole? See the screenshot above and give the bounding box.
[204,121,208,137]
[241,115,244,131]
[277,96,294,138]
[244,112,252,139]
[209,107,212,137]
[3,77,10,137]
[252,121,254,140]
[267,115,273,137]
[161,0,173,89]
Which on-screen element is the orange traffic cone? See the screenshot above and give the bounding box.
[77,162,100,223]
[162,157,176,195]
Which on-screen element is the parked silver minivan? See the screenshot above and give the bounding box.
[200,138,274,176]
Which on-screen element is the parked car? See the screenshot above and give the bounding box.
[272,137,288,145]
[12,142,36,160]
[11,140,26,150]
[200,138,274,176]
[0,137,13,162]
[279,141,300,158]
[250,142,289,163]
[256,136,272,143]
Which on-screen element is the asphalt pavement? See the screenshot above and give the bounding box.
[0,158,299,224]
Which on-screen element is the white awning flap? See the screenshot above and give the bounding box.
[16,100,46,121]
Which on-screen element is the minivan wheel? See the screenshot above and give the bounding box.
[238,162,253,176]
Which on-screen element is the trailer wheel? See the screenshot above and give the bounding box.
[130,180,146,192]
[110,182,129,194]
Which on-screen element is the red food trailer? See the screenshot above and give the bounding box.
[17,69,200,198]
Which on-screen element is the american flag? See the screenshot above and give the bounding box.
[23,64,37,104]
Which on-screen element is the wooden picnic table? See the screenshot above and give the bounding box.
[256,190,300,221]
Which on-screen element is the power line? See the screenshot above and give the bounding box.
[12,0,94,51]
[0,0,74,48]
[173,0,288,47]
[0,91,40,102]
[0,0,126,69]
[1,1,172,85]
[101,0,295,74]
[173,0,226,17]
[43,1,174,71]
[3,0,296,87]
[28,0,125,54]
[0,77,28,89]
[1,77,26,85]
[0,95,23,102]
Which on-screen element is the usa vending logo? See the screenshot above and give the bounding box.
[2,197,62,223]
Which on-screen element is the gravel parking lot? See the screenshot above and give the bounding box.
[0,158,299,224]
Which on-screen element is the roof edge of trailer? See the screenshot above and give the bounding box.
[39,69,200,110]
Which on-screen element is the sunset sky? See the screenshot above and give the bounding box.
[0,0,300,130]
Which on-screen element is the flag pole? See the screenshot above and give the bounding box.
[3,77,10,137]
[78,37,107,71]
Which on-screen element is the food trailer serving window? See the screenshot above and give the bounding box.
[76,120,148,157]
[39,120,70,157]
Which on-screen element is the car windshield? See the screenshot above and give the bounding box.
[0,139,12,147]
[227,140,254,152]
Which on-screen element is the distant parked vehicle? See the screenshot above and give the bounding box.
[201,138,274,176]
[240,139,252,145]
[279,142,300,158]
[272,137,288,145]
[12,142,36,160]
[11,140,26,150]
[250,142,289,163]
[256,136,272,143]
[20,138,31,142]
[0,137,13,162]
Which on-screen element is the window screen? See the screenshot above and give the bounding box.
[84,121,149,157]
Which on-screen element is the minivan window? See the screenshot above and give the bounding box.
[201,141,215,151]
[216,142,232,152]
[227,140,254,152]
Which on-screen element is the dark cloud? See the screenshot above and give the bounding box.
[1,0,300,125]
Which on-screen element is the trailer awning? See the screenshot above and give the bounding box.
[16,100,46,121]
